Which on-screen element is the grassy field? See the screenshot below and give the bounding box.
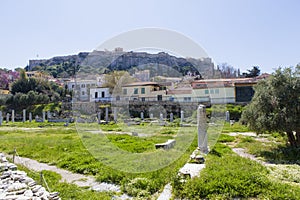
[173,147,300,199]
[173,137,300,199]
[0,122,198,198]
[1,121,299,199]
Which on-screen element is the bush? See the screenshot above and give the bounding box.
[217,134,235,143]
[174,153,271,199]
[206,104,245,121]
[173,142,300,199]
[122,178,156,197]
[210,143,233,157]
[241,136,255,143]
[160,128,176,135]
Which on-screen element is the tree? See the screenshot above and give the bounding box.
[19,69,27,80]
[102,71,135,94]
[245,66,260,77]
[0,69,19,89]
[241,67,300,147]
[216,63,238,78]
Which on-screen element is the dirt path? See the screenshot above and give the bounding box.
[5,154,128,195]
[157,183,172,200]
[232,148,272,166]
[232,148,300,187]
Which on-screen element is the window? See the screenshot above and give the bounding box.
[157,95,162,101]
[141,87,145,94]
[95,92,98,98]
[81,84,85,88]
[134,88,138,94]
[184,97,191,102]
[210,89,215,94]
[215,89,219,94]
[82,91,85,95]
[72,85,75,89]
[123,89,127,95]
[141,97,145,101]
[205,89,209,94]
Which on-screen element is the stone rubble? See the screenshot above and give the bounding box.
[0,153,60,200]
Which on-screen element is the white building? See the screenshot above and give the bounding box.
[67,79,98,101]
[89,87,111,102]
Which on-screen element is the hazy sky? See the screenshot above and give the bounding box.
[1,0,300,73]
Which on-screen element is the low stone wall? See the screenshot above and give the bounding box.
[0,153,60,200]
[47,118,70,123]
[155,139,176,150]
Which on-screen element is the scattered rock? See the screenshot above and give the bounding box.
[0,153,61,200]
[91,182,120,192]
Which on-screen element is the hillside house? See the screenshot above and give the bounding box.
[191,79,236,104]
[67,79,98,101]
[121,82,167,101]
[167,87,196,102]
[191,77,265,104]
[89,87,111,102]
[0,89,10,96]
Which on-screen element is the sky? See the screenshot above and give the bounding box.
[1,0,300,73]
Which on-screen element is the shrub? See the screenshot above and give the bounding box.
[241,136,255,143]
[206,104,246,121]
[160,129,176,135]
[173,154,271,199]
[217,134,235,143]
[210,143,233,157]
[122,178,156,197]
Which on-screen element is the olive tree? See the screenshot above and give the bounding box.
[102,71,135,94]
[241,66,300,147]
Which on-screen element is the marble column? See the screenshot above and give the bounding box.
[42,111,46,122]
[113,107,117,122]
[160,113,163,121]
[170,112,174,122]
[0,111,2,126]
[97,111,101,124]
[225,111,230,122]
[23,109,26,123]
[105,107,109,123]
[197,105,208,154]
[180,110,184,123]
[29,112,32,122]
[11,110,15,123]
[47,111,51,119]
[149,113,153,119]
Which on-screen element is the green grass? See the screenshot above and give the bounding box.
[173,143,300,199]
[221,122,250,133]
[235,134,300,165]
[107,134,173,153]
[78,125,197,174]
[0,121,72,128]
[217,134,235,143]
[0,122,198,198]
[3,122,299,199]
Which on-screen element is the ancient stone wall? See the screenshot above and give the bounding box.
[0,153,60,200]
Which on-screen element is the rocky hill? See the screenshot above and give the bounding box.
[28,50,215,78]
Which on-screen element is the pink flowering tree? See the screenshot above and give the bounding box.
[0,69,19,89]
